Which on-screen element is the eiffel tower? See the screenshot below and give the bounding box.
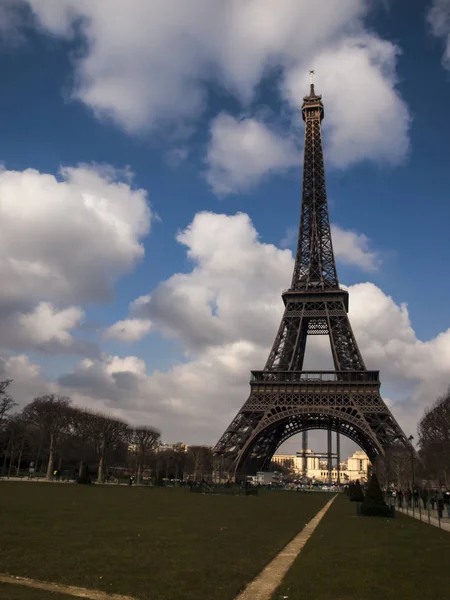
[214,74,411,479]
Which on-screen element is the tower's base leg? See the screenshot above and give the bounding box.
[302,430,308,478]
[336,432,341,484]
[327,426,332,485]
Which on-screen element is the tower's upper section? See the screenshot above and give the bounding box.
[290,75,339,291]
[302,77,324,122]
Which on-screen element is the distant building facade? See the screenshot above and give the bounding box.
[156,443,189,453]
[249,471,283,485]
[272,449,370,483]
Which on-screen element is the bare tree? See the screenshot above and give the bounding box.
[0,390,163,482]
[2,414,31,477]
[130,426,160,483]
[376,445,412,488]
[87,412,130,482]
[212,454,234,483]
[23,395,72,479]
[419,388,450,486]
[186,446,213,481]
[0,380,17,429]
[171,443,187,481]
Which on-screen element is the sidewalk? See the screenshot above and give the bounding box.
[394,503,450,532]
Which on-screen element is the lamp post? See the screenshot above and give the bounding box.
[408,435,415,489]
[385,434,402,490]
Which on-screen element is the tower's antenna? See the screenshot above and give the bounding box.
[309,70,315,95]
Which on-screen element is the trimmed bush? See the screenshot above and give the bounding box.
[360,473,392,517]
[349,479,364,502]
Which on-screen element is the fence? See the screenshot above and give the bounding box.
[384,494,450,531]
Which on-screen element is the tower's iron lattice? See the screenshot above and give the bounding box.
[214,79,411,478]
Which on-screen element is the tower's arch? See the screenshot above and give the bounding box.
[232,405,382,479]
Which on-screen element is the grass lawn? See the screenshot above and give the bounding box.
[0,585,73,600]
[273,494,450,600]
[0,483,328,600]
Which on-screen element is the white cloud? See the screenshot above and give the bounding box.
[105,355,148,376]
[104,318,152,343]
[0,353,57,402]
[58,354,152,411]
[283,36,410,168]
[42,211,448,447]
[23,0,364,131]
[21,0,410,183]
[57,341,267,439]
[132,212,292,352]
[347,282,450,435]
[205,114,299,195]
[0,163,151,356]
[331,224,380,271]
[0,163,151,309]
[0,301,95,357]
[0,301,84,349]
[16,302,84,346]
[428,0,450,69]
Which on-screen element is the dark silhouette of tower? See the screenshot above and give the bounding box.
[214,76,410,478]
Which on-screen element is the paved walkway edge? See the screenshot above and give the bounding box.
[0,574,137,600]
[397,507,450,532]
[235,495,337,600]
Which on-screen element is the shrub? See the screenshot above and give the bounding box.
[360,473,392,517]
[349,479,364,502]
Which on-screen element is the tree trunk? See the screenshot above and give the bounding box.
[35,435,43,474]
[46,433,55,480]
[136,463,141,485]
[2,439,10,476]
[97,445,105,483]
[8,447,15,477]
[16,439,25,477]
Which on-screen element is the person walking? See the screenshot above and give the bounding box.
[430,492,436,511]
[406,489,412,508]
[397,489,403,509]
[444,489,450,518]
[437,493,445,520]
[421,488,428,510]
[413,489,419,508]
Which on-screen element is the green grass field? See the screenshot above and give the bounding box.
[0,586,72,600]
[0,483,328,600]
[273,494,450,600]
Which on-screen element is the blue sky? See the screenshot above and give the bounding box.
[1,0,450,454]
